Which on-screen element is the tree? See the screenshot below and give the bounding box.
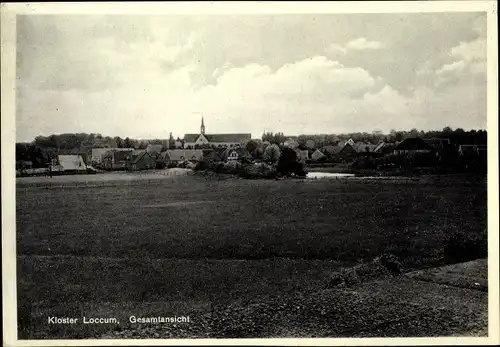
[114,136,123,148]
[277,146,303,176]
[245,140,259,153]
[123,137,132,148]
[263,144,281,164]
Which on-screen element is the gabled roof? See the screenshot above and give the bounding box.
[352,143,378,153]
[102,149,133,162]
[203,149,223,162]
[394,137,432,151]
[184,134,200,142]
[128,150,154,164]
[221,147,251,159]
[184,133,252,143]
[374,142,396,153]
[458,144,487,154]
[164,149,203,161]
[205,133,251,143]
[323,145,343,154]
[423,138,451,148]
[57,155,86,171]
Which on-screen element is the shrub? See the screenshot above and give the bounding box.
[194,160,210,171]
[237,162,278,179]
[222,161,242,174]
[166,162,177,168]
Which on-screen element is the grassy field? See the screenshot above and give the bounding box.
[15,173,487,338]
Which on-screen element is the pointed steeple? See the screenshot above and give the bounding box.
[200,116,205,135]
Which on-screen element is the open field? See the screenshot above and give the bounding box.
[15,174,487,338]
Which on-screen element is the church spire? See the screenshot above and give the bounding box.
[200,116,205,135]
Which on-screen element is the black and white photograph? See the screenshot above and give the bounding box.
[1,1,499,346]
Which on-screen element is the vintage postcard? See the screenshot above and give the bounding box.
[1,1,499,346]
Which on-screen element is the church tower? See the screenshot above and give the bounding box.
[200,116,205,135]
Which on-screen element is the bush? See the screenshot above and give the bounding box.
[218,161,242,174]
[237,163,278,179]
[194,160,210,171]
[166,162,177,168]
[443,233,487,263]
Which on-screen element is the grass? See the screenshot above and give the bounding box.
[15,173,487,338]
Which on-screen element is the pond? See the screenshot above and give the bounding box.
[306,172,355,179]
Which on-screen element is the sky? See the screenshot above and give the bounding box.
[16,12,487,142]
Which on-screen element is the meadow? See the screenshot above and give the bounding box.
[15,173,487,338]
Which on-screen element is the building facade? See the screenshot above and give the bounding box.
[183,117,251,149]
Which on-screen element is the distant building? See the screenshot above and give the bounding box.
[183,117,251,149]
[161,149,204,165]
[54,155,87,172]
[394,138,432,155]
[126,150,156,171]
[423,138,451,149]
[323,145,343,155]
[92,148,133,164]
[102,149,133,170]
[458,144,487,156]
[310,149,325,161]
[344,138,355,146]
[220,147,252,162]
[337,143,358,161]
[374,142,397,155]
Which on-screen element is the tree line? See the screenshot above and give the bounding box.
[16,127,487,168]
[262,127,487,148]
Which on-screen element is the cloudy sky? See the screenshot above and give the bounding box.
[16,12,487,141]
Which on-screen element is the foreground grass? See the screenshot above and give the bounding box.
[15,174,487,338]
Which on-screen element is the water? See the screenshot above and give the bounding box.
[306,172,355,179]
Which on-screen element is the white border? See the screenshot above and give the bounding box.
[2,1,499,346]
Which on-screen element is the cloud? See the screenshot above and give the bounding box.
[15,13,487,141]
[436,60,466,76]
[326,43,347,55]
[345,37,383,51]
[450,38,486,63]
[326,37,383,56]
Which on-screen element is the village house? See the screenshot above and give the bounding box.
[183,117,251,149]
[202,149,224,163]
[374,142,397,155]
[160,149,204,165]
[101,149,133,170]
[310,149,326,161]
[393,137,432,155]
[423,137,451,149]
[344,138,355,146]
[126,150,156,171]
[53,155,87,172]
[323,145,343,156]
[91,147,134,164]
[221,147,252,162]
[336,143,358,162]
[458,144,487,156]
